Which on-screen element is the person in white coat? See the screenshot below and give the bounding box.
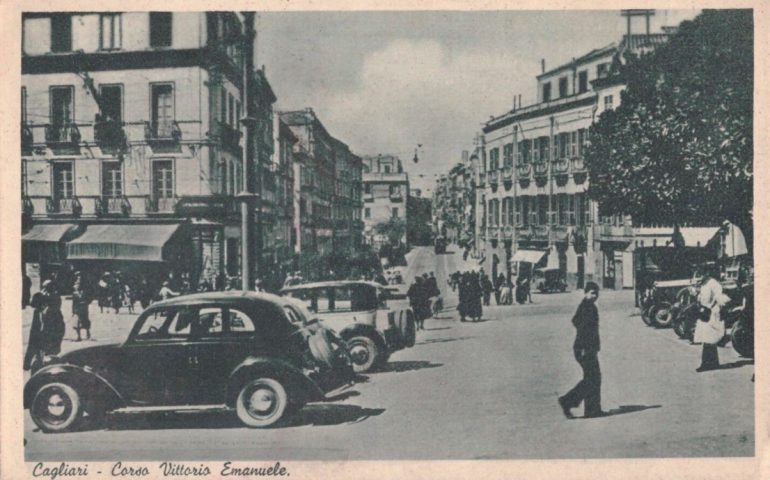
[693,265,729,372]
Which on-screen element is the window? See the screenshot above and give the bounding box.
[50,86,74,128]
[506,198,515,225]
[99,85,123,122]
[228,94,235,126]
[537,195,548,226]
[515,197,522,226]
[571,131,578,157]
[53,162,74,200]
[578,70,588,93]
[559,76,568,97]
[488,200,494,226]
[392,208,398,218]
[364,183,371,194]
[50,14,72,53]
[100,14,122,50]
[384,165,391,173]
[518,140,530,164]
[578,129,586,156]
[151,83,174,137]
[552,135,558,160]
[489,148,499,170]
[528,197,537,226]
[221,89,227,123]
[568,195,576,226]
[542,82,551,102]
[102,162,122,198]
[150,12,172,47]
[597,63,610,78]
[503,143,513,167]
[501,199,508,226]
[604,95,614,110]
[558,133,569,159]
[21,87,27,124]
[550,196,558,225]
[559,194,568,226]
[152,160,174,198]
[538,137,549,162]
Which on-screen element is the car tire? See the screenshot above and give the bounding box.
[30,382,84,433]
[651,303,674,328]
[731,317,753,358]
[346,335,379,373]
[235,378,288,428]
[641,306,654,326]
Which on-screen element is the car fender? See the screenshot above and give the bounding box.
[226,357,324,407]
[339,323,388,353]
[23,363,125,411]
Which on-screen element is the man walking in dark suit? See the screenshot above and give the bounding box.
[558,281,605,419]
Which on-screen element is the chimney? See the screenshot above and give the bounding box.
[541,59,546,73]
[462,150,469,163]
[513,95,517,111]
[518,94,522,109]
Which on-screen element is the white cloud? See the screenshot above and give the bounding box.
[316,39,531,180]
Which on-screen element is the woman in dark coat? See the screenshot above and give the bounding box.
[23,280,65,372]
[468,272,483,321]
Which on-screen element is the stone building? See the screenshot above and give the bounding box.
[361,155,410,250]
[21,12,270,290]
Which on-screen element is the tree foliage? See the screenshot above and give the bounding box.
[374,216,407,245]
[585,10,752,236]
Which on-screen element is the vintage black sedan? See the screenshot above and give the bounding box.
[24,291,354,432]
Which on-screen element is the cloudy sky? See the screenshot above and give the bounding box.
[256,10,700,196]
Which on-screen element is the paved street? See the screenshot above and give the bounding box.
[23,246,754,460]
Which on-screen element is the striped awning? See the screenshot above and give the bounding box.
[67,224,180,262]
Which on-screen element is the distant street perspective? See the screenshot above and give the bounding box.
[24,245,753,460]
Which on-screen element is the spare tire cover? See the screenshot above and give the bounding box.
[308,328,337,369]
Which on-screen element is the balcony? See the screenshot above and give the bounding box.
[94,119,128,154]
[218,122,242,156]
[22,196,34,217]
[488,170,499,185]
[46,197,82,216]
[515,224,550,243]
[363,192,374,202]
[487,226,499,238]
[502,225,514,239]
[552,158,570,175]
[533,162,549,187]
[45,124,81,151]
[477,172,486,187]
[572,156,588,184]
[517,163,532,187]
[96,196,131,216]
[501,166,513,181]
[389,192,404,202]
[145,196,178,214]
[22,123,34,152]
[144,121,182,144]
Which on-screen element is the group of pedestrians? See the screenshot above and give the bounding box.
[456,270,484,322]
[406,272,441,330]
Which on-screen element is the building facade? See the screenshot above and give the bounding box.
[476,32,671,289]
[21,12,265,290]
[361,155,410,250]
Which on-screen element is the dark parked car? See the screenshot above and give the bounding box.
[24,291,353,432]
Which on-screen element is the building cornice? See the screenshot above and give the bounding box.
[483,94,597,134]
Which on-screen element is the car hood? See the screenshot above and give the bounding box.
[59,343,121,367]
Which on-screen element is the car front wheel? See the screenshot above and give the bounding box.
[30,382,84,433]
[346,336,380,373]
[235,378,288,428]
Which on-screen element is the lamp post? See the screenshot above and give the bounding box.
[240,12,257,291]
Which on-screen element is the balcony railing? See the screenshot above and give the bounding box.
[488,170,499,185]
[502,225,514,239]
[22,196,34,216]
[389,192,404,202]
[22,123,34,150]
[533,162,549,177]
[487,226,499,238]
[501,166,513,180]
[96,196,131,216]
[478,172,486,187]
[46,196,82,216]
[516,163,532,179]
[45,124,81,145]
[144,121,182,142]
[94,119,128,151]
[145,196,178,214]
[552,158,570,175]
[571,156,586,173]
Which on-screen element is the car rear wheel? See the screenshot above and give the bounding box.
[235,378,288,428]
[731,318,753,357]
[651,303,674,328]
[30,382,84,433]
[346,335,379,373]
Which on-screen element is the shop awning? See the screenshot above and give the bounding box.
[677,227,721,248]
[67,224,181,262]
[22,224,79,264]
[511,249,546,264]
[22,224,78,243]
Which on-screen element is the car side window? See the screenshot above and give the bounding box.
[332,287,353,312]
[228,308,255,333]
[195,307,224,337]
[135,308,184,341]
[288,290,318,313]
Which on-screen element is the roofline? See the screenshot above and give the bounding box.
[483,93,597,134]
[536,43,618,80]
